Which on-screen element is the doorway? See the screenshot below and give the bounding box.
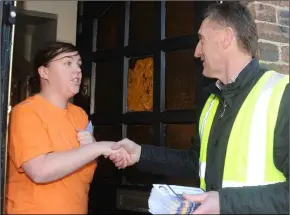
[0,2,57,213]
[1,1,217,214]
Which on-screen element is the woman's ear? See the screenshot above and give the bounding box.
[38,66,49,80]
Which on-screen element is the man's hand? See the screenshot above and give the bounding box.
[108,138,141,169]
[77,130,96,146]
[182,191,220,214]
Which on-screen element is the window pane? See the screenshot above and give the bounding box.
[124,125,156,185]
[165,123,199,187]
[165,124,196,150]
[93,125,122,180]
[165,49,196,110]
[165,2,195,38]
[94,125,122,141]
[94,61,121,114]
[129,2,157,46]
[127,57,153,112]
[96,4,118,51]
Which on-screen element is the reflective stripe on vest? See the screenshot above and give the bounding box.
[198,71,288,190]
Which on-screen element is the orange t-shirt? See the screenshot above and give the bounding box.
[5,94,97,214]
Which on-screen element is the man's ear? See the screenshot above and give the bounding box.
[38,66,49,80]
[222,27,234,49]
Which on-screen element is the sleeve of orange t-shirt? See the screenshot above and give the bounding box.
[9,105,53,171]
[79,108,89,130]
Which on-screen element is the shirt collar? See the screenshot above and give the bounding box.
[215,72,240,90]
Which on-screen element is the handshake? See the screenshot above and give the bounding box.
[77,129,141,169]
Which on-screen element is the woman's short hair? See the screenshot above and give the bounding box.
[31,41,79,93]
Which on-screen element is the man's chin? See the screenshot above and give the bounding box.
[202,69,215,79]
[202,69,209,77]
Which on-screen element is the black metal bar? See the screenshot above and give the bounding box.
[152,1,162,147]
[123,43,158,58]
[91,109,197,125]
[161,34,198,52]
[92,49,119,62]
[123,112,156,124]
[160,110,197,124]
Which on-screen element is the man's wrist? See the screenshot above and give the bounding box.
[136,145,142,162]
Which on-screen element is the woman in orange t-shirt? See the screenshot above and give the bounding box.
[6,41,127,214]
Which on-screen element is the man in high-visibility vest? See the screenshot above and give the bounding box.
[108,2,289,214]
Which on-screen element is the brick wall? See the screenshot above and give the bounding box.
[243,1,289,74]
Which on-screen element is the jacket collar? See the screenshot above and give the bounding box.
[207,58,261,107]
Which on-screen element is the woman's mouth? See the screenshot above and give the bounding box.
[71,78,81,85]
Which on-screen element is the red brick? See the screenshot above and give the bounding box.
[278,9,289,26]
[258,42,279,62]
[240,0,254,7]
[269,1,289,8]
[249,3,276,23]
[281,46,289,63]
[256,22,289,43]
[260,62,289,75]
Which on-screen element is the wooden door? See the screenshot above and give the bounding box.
[75,1,216,213]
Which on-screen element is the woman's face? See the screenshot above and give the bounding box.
[39,51,82,99]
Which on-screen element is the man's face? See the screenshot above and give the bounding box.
[194,18,225,79]
[39,51,82,98]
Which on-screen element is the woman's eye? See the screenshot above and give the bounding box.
[66,61,72,66]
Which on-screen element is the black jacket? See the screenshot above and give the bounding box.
[136,59,289,214]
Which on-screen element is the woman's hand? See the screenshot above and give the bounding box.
[77,130,96,146]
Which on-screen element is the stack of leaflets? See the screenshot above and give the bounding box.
[148,184,204,214]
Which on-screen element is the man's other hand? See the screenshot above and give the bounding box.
[182,191,220,214]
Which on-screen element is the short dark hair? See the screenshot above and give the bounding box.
[31,41,79,93]
[204,2,258,56]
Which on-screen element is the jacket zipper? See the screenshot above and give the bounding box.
[218,100,227,119]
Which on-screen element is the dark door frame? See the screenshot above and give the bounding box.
[0,1,16,213]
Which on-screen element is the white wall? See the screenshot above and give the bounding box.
[21,1,78,44]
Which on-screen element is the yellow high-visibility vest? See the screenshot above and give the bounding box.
[199,71,288,190]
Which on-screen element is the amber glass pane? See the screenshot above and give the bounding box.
[127,57,153,112]
[165,124,196,150]
[94,61,120,114]
[124,125,156,185]
[165,1,195,38]
[165,49,196,110]
[129,2,157,46]
[96,4,118,51]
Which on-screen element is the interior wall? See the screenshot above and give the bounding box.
[31,20,57,60]
[19,1,78,45]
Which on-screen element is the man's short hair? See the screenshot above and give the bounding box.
[204,2,258,57]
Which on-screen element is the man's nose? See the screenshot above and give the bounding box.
[194,42,201,58]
